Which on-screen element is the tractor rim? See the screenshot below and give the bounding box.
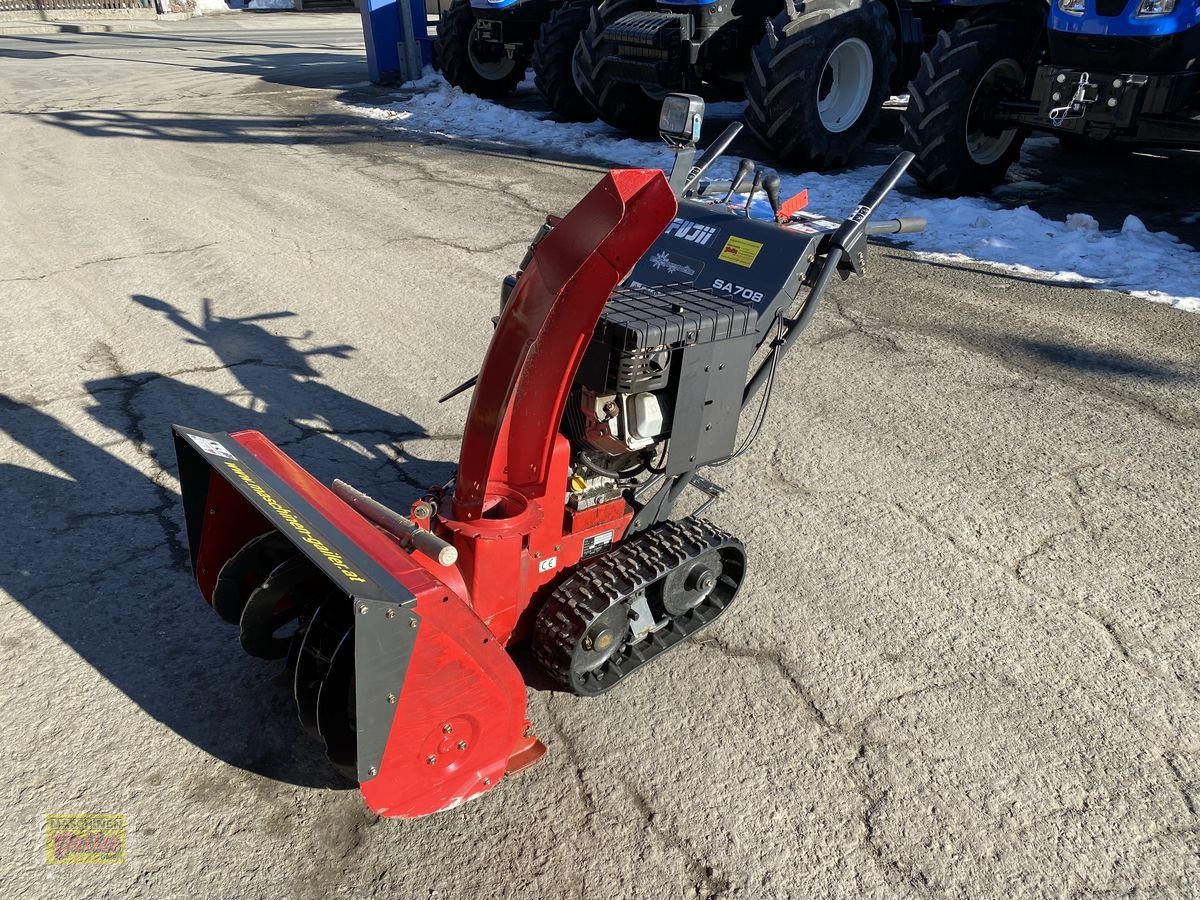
[966,58,1023,165]
[817,37,873,134]
[468,23,517,81]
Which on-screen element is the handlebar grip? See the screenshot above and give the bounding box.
[867,216,927,235]
[830,151,915,252]
[854,151,915,221]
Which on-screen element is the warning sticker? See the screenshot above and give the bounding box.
[718,236,763,268]
[192,436,235,459]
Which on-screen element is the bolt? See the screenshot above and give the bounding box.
[385,609,395,619]
[705,424,711,431]
[534,552,541,559]
[1113,78,1123,89]
[457,741,467,751]
[209,508,217,515]
[427,755,437,765]
[409,619,417,628]
[1107,98,1118,108]
[1052,91,1061,101]
[554,544,560,551]
[1057,73,1066,83]
[582,636,593,650]
[482,777,491,786]
[386,693,397,704]
[443,723,453,733]
[368,766,377,777]
[358,604,368,615]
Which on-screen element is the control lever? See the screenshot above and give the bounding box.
[763,174,782,221]
[723,158,755,204]
[742,171,763,217]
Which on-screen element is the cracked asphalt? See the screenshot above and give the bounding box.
[2,13,1199,900]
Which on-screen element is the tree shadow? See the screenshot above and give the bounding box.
[1002,337,1195,383]
[0,296,456,788]
[33,108,371,144]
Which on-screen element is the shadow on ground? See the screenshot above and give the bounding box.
[0,296,455,788]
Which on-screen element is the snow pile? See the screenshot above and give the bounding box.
[347,73,1200,313]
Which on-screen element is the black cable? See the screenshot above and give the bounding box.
[710,312,785,467]
[577,450,647,483]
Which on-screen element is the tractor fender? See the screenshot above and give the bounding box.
[779,0,866,38]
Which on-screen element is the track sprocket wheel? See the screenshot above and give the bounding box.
[532,517,745,696]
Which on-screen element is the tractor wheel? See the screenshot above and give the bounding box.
[437,0,527,100]
[575,0,661,134]
[746,2,896,170]
[901,19,1030,196]
[532,0,597,122]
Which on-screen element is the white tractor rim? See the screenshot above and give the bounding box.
[468,23,517,80]
[966,58,1023,165]
[817,37,874,134]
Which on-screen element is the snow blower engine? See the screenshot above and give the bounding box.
[172,94,925,818]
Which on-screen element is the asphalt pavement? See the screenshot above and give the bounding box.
[1,13,1198,899]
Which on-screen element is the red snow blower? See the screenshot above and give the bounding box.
[172,94,925,818]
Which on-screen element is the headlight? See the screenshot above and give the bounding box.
[1058,0,1086,13]
[1136,0,1176,14]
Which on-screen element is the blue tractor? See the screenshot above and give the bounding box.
[436,0,598,120]
[902,0,1200,193]
[572,0,1006,168]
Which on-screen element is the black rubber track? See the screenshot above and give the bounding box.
[532,517,745,696]
[437,0,526,100]
[533,0,597,122]
[575,0,661,134]
[900,19,1030,196]
[745,2,896,169]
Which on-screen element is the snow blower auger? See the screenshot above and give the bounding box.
[171,94,925,819]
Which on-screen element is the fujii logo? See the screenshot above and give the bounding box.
[665,217,717,246]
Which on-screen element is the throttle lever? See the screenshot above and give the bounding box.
[723,158,755,204]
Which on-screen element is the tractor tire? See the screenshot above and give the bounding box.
[901,19,1030,196]
[746,2,896,170]
[533,0,597,122]
[437,0,527,100]
[575,0,661,135]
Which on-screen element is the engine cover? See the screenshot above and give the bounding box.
[575,283,759,474]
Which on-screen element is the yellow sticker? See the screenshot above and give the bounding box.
[718,236,763,268]
[45,814,126,865]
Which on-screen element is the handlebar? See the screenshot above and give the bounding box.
[866,216,926,236]
[829,151,915,253]
[682,122,743,195]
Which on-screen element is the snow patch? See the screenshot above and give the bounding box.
[346,73,1200,314]
[247,0,294,8]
